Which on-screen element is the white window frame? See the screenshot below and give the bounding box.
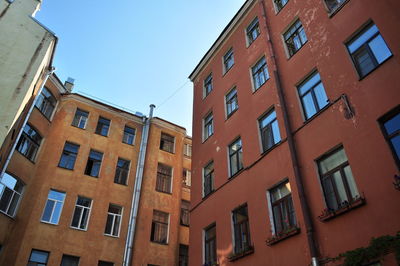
[70,196,92,231]
[183,143,192,157]
[0,173,24,218]
[41,189,66,225]
[203,112,214,142]
[122,125,136,145]
[104,204,123,237]
[72,108,89,129]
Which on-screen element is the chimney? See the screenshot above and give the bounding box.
[64,77,75,92]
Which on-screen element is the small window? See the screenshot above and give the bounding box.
[28,249,49,265]
[274,0,289,12]
[269,181,296,234]
[156,163,172,194]
[232,204,251,254]
[183,168,191,187]
[259,109,281,152]
[226,88,239,117]
[284,20,307,57]
[347,23,392,78]
[114,158,130,185]
[179,244,189,266]
[325,0,347,13]
[180,200,190,226]
[252,57,269,90]
[229,138,243,177]
[379,106,400,169]
[203,161,215,197]
[0,173,24,217]
[85,150,103,177]
[246,17,260,45]
[104,204,122,237]
[95,117,110,136]
[61,254,80,266]
[72,109,89,129]
[204,74,213,98]
[41,190,66,224]
[16,124,42,162]
[203,112,213,141]
[223,48,234,73]
[58,142,80,170]
[151,210,169,244]
[35,87,56,120]
[183,143,192,157]
[123,126,136,145]
[160,133,175,153]
[71,196,92,230]
[297,72,329,120]
[204,224,217,265]
[98,261,114,266]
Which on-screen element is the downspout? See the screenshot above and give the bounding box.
[123,104,156,266]
[259,1,319,265]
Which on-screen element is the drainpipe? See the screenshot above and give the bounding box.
[123,104,155,266]
[259,1,319,265]
[0,66,55,179]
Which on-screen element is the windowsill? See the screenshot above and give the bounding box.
[266,227,300,246]
[202,190,216,200]
[293,102,332,135]
[70,226,88,232]
[57,165,74,171]
[85,174,99,179]
[180,223,190,227]
[223,65,234,77]
[71,124,86,130]
[357,55,393,81]
[226,108,238,120]
[34,106,53,122]
[0,211,15,220]
[160,149,175,154]
[150,241,168,246]
[261,141,282,157]
[41,221,59,226]
[327,0,350,18]
[114,182,128,186]
[318,196,366,222]
[122,141,134,146]
[252,79,269,94]
[155,190,172,195]
[16,151,36,164]
[246,35,259,48]
[183,155,191,159]
[229,167,245,180]
[95,133,108,137]
[227,245,254,262]
[104,234,119,238]
[202,134,213,144]
[286,41,308,60]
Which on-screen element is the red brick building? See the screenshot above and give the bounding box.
[189,0,400,265]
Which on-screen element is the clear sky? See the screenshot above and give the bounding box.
[35,0,245,135]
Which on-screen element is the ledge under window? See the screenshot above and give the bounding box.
[266,227,300,246]
[227,245,254,262]
[318,196,366,222]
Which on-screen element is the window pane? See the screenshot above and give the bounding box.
[302,92,317,118]
[273,205,282,233]
[332,171,348,204]
[7,193,20,216]
[272,120,281,144]
[51,201,63,224]
[61,255,80,266]
[384,113,400,135]
[390,135,400,160]
[348,24,379,53]
[113,215,121,236]
[322,178,338,210]
[314,83,329,109]
[30,250,49,263]
[42,200,55,222]
[0,187,12,213]
[2,173,17,189]
[71,207,82,228]
[49,190,65,201]
[354,47,375,76]
[319,148,348,174]
[344,165,359,199]
[105,214,113,234]
[369,35,392,64]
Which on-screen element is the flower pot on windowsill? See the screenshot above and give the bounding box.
[227,245,255,262]
[318,195,366,222]
[266,227,300,246]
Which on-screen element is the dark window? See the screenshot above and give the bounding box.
[203,113,213,140]
[270,181,296,234]
[104,204,122,237]
[252,57,269,90]
[246,17,260,44]
[71,196,92,230]
[226,88,238,117]
[232,205,251,254]
[347,23,392,78]
[183,168,191,187]
[204,224,217,265]
[0,173,24,217]
[61,254,80,266]
[95,117,110,136]
[156,163,172,193]
[325,0,346,13]
[179,244,189,266]
[274,0,288,12]
[318,147,360,211]
[180,200,190,226]
[58,142,80,170]
[123,126,135,145]
[298,72,329,119]
[28,249,49,266]
[98,261,114,266]
[16,124,42,161]
[160,133,174,153]
[259,109,281,152]
[203,161,214,197]
[183,143,192,157]
[35,87,56,120]
[41,190,66,224]
[380,106,400,169]
[229,138,243,177]
[151,210,169,244]
[204,74,213,97]
[114,158,130,185]
[85,150,103,177]
[284,20,307,57]
[71,109,89,129]
[223,48,234,72]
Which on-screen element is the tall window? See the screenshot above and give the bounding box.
[72,109,89,129]
[204,73,213,97]
[252,57,269,90]
[246,17,260,45]
[95,117,110,136]
[380,107,400,169]
[16,124,42,161]
[226,88,238,117]
[0,173,24,217]
[318,147,360,211]
[28,249,49,266]
[71,196,92,230]
[61,255,80,266]
[204,224,217,265]
[180,200,190,226]
[114,158,130,185]
[298,72,329,119]
[123,125,135,145]
[179,244,189,266]
[35,87,56,120]
[104,204,122,237]
[160,133,174,153]
[183,143,192,157]
[85,150,103,177]
[269,181,296,234]
[274,0,288,12]
[347,23,392,78]
[232,205,251,254]
[229,138,243,177]
[41,190,66,224]
[223,48,234,72]
[156,163,172,193]
[151,210,169,244]
[183,168,191,187]
[284,20,307,57]
[58,142,80,170]
[203,112,213,141]
[259,109,281,152]
[203,161,214,197]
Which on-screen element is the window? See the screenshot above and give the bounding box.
[269,181,296,234]
[16,124,42,161]
[380,106,400,168]
[229,138,243,177]
[156,163,172,193]
[204,224,217,265]
[95,117,110,136]
[246,17,260,45]
[41,190,66,224]
[259,109,281,152]
[325,0,347,13]
[284,20,307,57]
[252,57,269,90]
[232,205,251,254]
[35,87,56,120]
[71,109,89,129]
[180,200,190,226]
[347,23,392,78]
[28,249,49,266]
[226,88,238,117]
[114,158,130,185]
[98,261,114,266]
[71,196,92,230]
[85,150,103,177]
[298,72,329,119]
[183,143,192,157]
[104,204,122,237]
[160,133,174,153]
[151,210,169,244]
[123,126,135,145]
[274,0,288,12]
[0,173,24,217]
[223,48,234,72]
[183,168,191,187]
[61,254,80,266]
[204,74,213,97]
[203,113,213,141]
[179,244,189,266]
[58,142,80,170]
[318,147,359,211]
[203,161,214,197]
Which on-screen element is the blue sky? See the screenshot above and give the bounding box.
[35,0,245,135]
